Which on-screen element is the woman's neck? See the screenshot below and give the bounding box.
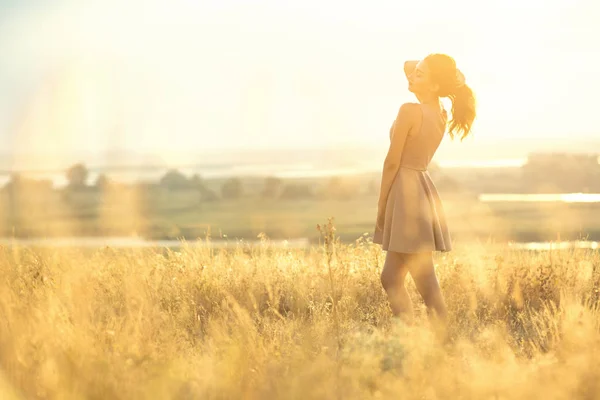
[416,94,446,119]
[416,94,440,107]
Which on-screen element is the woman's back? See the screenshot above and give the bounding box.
[394,103,447,171]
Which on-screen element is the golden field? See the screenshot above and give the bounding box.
[0,229,599,399]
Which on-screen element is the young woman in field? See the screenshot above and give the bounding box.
[374,54,476,325]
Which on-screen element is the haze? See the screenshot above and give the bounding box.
[0,0,598,168]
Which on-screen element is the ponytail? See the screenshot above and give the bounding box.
[447,83,476,141]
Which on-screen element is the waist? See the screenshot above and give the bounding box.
[400,164,427,172]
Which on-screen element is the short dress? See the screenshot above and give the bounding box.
[373,103,452,253]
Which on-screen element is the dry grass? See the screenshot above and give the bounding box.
[0,231,600,399]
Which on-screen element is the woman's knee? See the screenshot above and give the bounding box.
[380,272,404,292]
[380,252,407,290]
[410,255,439,296]
[380,267,395,291]
[413,269,442,304]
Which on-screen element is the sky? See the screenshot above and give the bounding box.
[0,0,598,166]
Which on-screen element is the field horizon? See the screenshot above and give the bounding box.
[1,138,600,173]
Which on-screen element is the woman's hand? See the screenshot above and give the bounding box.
[404,60,419,80]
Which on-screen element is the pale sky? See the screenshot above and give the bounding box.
[0,0,598,165]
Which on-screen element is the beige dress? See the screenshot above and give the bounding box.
[373,103,452,253]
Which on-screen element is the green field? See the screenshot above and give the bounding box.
[2,182,600,244]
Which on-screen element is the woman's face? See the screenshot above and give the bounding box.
[408,60,438,96]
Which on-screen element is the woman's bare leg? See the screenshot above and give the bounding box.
[408,252,447,322]
[380,251,413,322]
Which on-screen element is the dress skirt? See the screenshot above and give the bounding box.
[373,167,452,253]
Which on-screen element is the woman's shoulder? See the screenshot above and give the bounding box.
[397,102,422,121]
[399,102,421,111]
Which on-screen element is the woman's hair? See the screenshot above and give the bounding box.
[424,53,476,140]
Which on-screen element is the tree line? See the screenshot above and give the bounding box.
[2,163,383,202]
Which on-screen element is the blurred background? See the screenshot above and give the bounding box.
[0,0,599,248]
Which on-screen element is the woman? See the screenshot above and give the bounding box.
[374,53,476,325]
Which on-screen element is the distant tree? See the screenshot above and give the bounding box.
[66,163,89,189]
[522,152,600,193]
[322,177,357,199]
[4,174,53,221]
[4,173,53,194]
[189,174,205,188]
[94,174,112,191]
[159,169,189,190]
[280,184,314,200]
[221,178,243,199]
[187,174,219,201]
[3,173,23,192]
[200,186,219,202]
[261,177,283,198]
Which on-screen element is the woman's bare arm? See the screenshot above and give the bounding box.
[377,103,419,220]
